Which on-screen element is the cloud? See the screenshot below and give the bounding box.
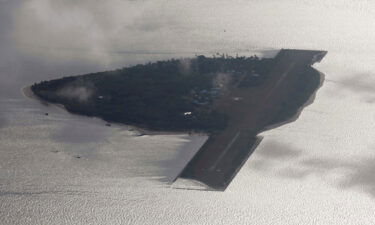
[339,74,375,94]
[9,0,375,64]
[326,74,375,102]
[296,157,375,198]
[253,140,375,198]
[57,86,94,103]
[10,0,198,66]
[213,72,232,94]
[256,140,302,159]
[57,80,95,103]
[179,58,192,74]
[249,140,302,172]
[339,158,375,197]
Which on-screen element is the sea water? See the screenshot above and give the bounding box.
[1,0,375,224]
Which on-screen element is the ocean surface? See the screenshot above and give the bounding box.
[2,0,375,224]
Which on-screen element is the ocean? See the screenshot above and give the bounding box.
[1,0,375,224]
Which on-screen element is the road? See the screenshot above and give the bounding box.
[178,49,327,190]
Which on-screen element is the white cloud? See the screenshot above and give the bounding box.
[57,85,94,103]
[9,0,375,66]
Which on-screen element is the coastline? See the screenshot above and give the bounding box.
[22,49,326,191]
[21,85,206,137]
[177,49,328,190]
[22,85,67,110]
[259,68,325,134]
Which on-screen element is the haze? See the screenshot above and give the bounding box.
[2,0,375,224]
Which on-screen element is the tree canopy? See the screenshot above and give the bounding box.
[31,55,274,132]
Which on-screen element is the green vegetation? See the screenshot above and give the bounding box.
[31,55,274,132]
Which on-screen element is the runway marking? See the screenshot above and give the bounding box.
[264,62,295,101]
[208,131,241,172]
[208,63,295,172]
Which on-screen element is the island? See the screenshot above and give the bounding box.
[30,49,327,191]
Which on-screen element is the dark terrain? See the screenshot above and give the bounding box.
[31,54,273,132]
[30,49,327,190]
[179,49,327,190]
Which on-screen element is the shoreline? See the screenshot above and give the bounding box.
[223,68,325,189]
[21,85,206,137]
[22,85,68,111]
[177,49,328,190]
[21,54,325,139]
[259,68,325,134]
[22,49,326,191]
